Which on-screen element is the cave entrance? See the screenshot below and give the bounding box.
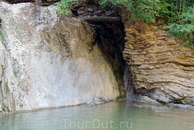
[71,2,134,100]
[94,15,127,99]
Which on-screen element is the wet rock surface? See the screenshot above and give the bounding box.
[167,103,194,109]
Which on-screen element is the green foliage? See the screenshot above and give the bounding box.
[127,0,160,24]
[167,7,194,38]
[52,0,78,15]
[181,7,194,24]
[167,22,194,37]
[53,0,161,23]
[53,0,194,49]
[157,0,178,23]
[99,0,160,24]
[165,1,194,49]
[183,40,194,49]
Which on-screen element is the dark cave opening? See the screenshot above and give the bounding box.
[93,20,127,99]
[71,2,135,99]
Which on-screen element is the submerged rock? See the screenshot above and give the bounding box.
[86,101,95,107]
[103,96,110,102]
[94,97,104,105]
[0,2,120,113]
[167,103,194,109]
[85,96,111,107]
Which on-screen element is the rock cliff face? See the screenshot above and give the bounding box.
[0,2,120,113]
[1,0,194,115]
[123,21,194,105]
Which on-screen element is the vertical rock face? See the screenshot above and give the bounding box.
[123,21,194,104]
[0,2,120,112]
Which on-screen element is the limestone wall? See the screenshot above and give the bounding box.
[0,2,120,113]
[123,21,194,104]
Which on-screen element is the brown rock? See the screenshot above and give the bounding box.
[123,21,194,104]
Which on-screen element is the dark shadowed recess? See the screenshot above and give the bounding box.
[71,2,131,98]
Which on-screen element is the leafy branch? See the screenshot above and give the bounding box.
[48,0,78,15]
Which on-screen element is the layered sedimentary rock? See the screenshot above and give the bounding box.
[0,2,120,113]
[123,21,194,104]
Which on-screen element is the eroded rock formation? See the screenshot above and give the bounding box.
[0,2,120,113]
[123,21,194,104]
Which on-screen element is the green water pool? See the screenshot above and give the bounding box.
[0,101,194,130]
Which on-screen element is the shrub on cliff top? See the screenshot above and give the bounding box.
[51,0,161,24]
[51,0,194,49]
[48,0,79,15]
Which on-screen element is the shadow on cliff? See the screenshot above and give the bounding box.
[68,1,135,99]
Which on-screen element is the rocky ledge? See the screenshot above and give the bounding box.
[123,21,194,105]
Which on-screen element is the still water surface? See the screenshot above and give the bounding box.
[1,101,194,130]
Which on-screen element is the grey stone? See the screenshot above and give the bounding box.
[103,96,110,102]
[94,97,104,105]
[86,102,95,107]
[167,103,194,109]
[0,2,120,112]
[135,96,160,105]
